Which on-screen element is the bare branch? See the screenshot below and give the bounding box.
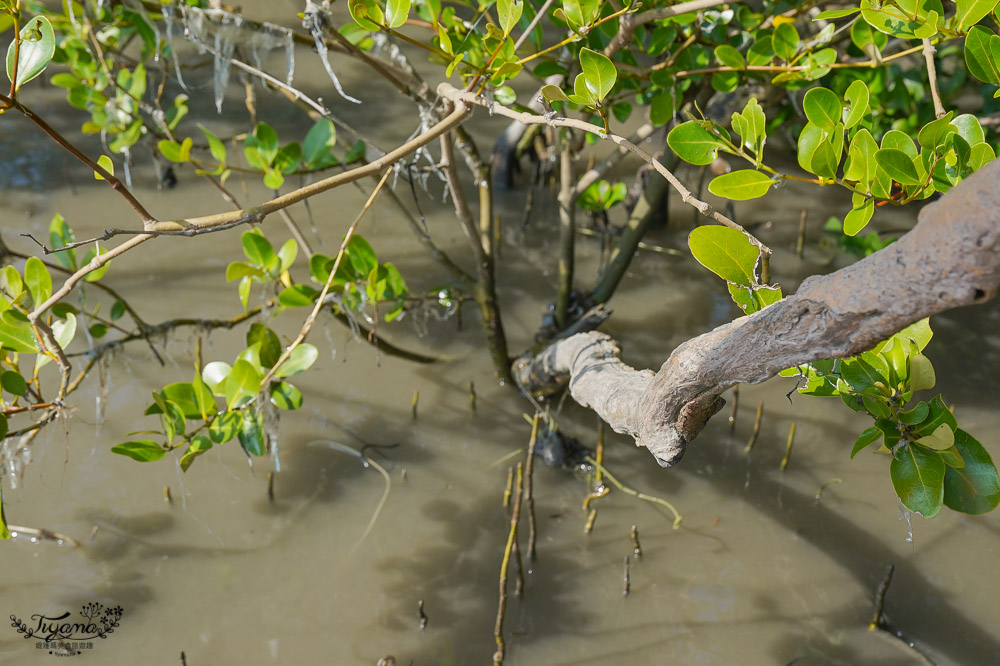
[27,103,471,320]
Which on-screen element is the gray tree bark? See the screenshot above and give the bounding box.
[514,160,1000,467]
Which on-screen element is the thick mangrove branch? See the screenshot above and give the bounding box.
[515,162,1000,466]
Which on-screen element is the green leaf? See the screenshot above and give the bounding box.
[209,410,241,443]
[494,85,516,105]
[150,381,216,420]
[842,80,869,129]
[851,426,882,458]
[840,354,889,393]
[541,84,571,103]
[943,429,1000,514]
[917,423,955,450]
[913,395,957,438]
[180,436,213,472]
[708,170,775,201]
[803,87,842,130]
[0,317,37,353]
[346,235,378,277]
[711,71,739,93]
[241,230,278,272]
[349,0,383,30]
[874,148,921,185]
[238,410,267,457]
[964,26,1000,85]
[111,440,167,462]
[2,265,22,299]
[263,168,285,190]
[303,119,338,169]
[1,370,27,396]
[270,381,303,410]
[899,401,929,425]
[385,0,411,28]
[248,122,279,167]
[237,343,263,374]
[225,261,266,283]
[773,22,799,61]
[277,239,298,273]
[955,0,998,31]
[732,98,766,156]
[843,197,874,236]
[93,155,114,181]
[578,48,617,103]
[667,121,726,165]
[6,15,55,92]
[796,122,825,174]
[274,142,302,175]
[649,91,674,126]
[727,283,782,314]
[247,323,282,368]
[202,361,232,395]
[714,44,744,69]
[225,359,263,408]
[890,442,945,517]
[688,226,760,286]
[939,445,965,469]
[0,413,6,443]
[816,8,860,18]
[909,352,936,392]
[199,124,227,164]
[275,343,319,378]
[158,137,193,163]
[80,244,111,282]
[110,300,126,321]
[968,143,996,171]
[497,0,523,36]
[951,113,986,146]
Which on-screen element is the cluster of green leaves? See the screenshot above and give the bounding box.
[541,47,618,128]
[782,321,1000,518]
[297,236,410,322]
[113,226,411,469]
[112,322,317,468]
[576,178,626,212]
[688,226,999,519]
[0,217,95,441]
[669,89,995,236]
[159,118,365,189]
[226,228,409,322]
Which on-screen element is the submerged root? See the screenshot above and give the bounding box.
[306,439,391,558]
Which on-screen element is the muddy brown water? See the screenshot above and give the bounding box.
[2,12,1000,665]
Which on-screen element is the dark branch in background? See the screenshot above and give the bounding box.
[516,161,1000,467]
[440,129,511,383]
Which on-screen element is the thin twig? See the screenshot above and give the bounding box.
[0,94,155,224]
[780,423,796,471]
[584,456,683,528]
[494,461,524,665]
[744,401,764,455]
[922,38,946,119]
[437,83,770,255]
[524,413,539,561]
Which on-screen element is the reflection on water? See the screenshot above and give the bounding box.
[2,19,1000,666]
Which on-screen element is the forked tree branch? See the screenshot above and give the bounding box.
[515,160,1000,467]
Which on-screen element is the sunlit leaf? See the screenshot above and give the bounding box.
[6,15,55,92]
[111,440,167,462]
[688,226,760,286]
